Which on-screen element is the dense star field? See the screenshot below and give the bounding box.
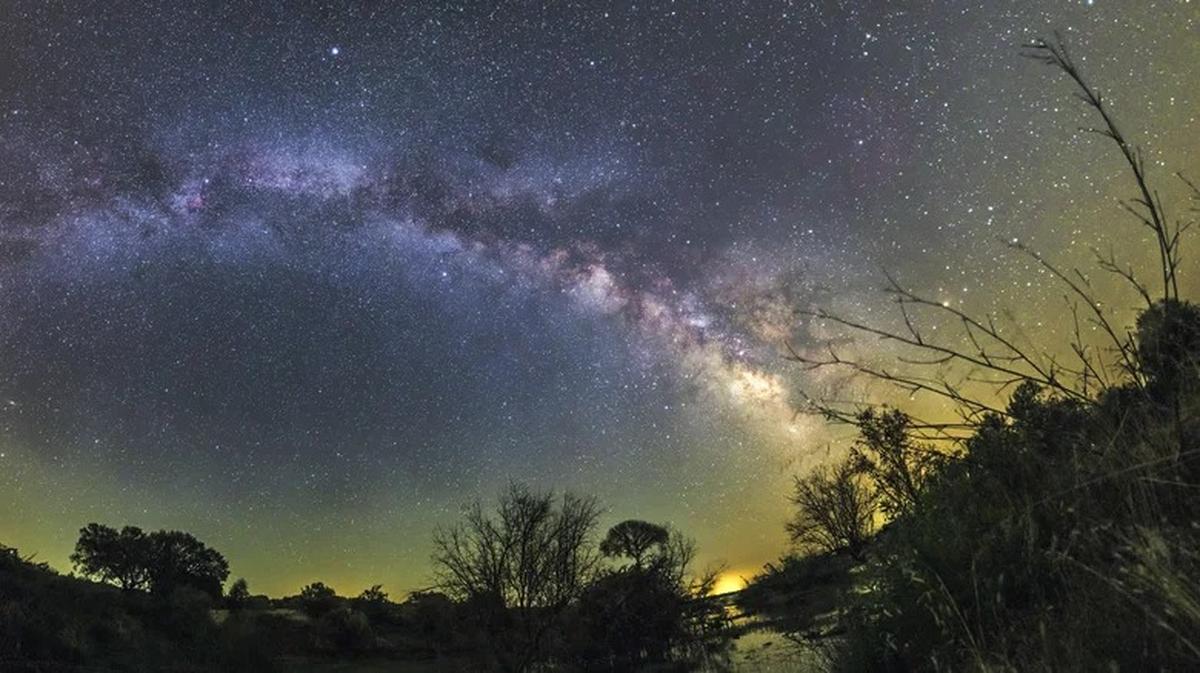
[0,2,1197,596]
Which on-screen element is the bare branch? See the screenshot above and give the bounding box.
[1024,35,1181,302]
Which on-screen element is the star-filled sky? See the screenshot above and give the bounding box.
[1,2,1197,597]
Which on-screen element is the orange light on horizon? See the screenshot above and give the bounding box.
[711,572,746,595]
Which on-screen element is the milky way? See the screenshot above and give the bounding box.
[1,2,1197,595]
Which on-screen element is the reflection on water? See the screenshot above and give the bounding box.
[689,593,832,673]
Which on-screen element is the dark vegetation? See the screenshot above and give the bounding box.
[0,542,275,672]
[745,37,1200,671]
[430,484,731,671]
[71,524,230,600]
[3,37,1196,673]
[0,487,731,672]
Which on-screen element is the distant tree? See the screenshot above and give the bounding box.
[569,526,730,670]
[356,584,388,604]
[851,408,944,518]
[654,527,701,588]
[299,581,339,617]
[301,581,336,600]
[600,519,669,569]
[144,530,229,599]
[787,460,876,559]
[69,524,150,591]
[227,577,251,610]
[353,584,391,622]
[432,482,602,673]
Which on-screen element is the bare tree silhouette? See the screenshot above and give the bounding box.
[787,460,876,559]
[432,483,602,673]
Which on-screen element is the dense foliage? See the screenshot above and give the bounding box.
[70,524,230,600]
[823,301,1200,671]
[0,544,276,671]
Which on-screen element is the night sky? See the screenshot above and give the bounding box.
[1,2,1197,597]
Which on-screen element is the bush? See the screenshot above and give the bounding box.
[215,612,281,673]
[298,581,340,618]
[314,607,374,655]
[826,333,1200,671]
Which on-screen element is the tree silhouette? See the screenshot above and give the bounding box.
[356,584,388,604]
[787,461,876,559]
[143,530,229,599]
[354,584,391,623]
[70,524,150,591]
[299,581,339,617]
[432,482,602,673]
[599,519,670,569]
[570,525,729,669]
[226,577,250,610]
[70,525,229,600]
[851,408,945,519]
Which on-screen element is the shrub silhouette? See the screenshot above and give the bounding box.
[314,607,374,655]
[226,577,251,610]
[1,541,274,671]
[352,584,392,623]
[298,581,339,618]
[570,567,688,668]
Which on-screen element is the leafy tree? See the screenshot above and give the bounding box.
[787,460,876,559]
[1137,300,1200,461]
[400,591,462,653]
[571,568,688,668]
[70,525,229,599]
[1138,301,1200,387]
[69,523,150,591]
[144,530,229,599]
[226,577,250,610]
[299,581,339,617]
[353,584,391,623]
[599,519,669,569]
[356,584,387,604]
[569,526,729,671]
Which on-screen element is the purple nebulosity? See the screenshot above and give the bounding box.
[0,0,1196,594]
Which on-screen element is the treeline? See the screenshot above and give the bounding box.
[0,485,733,672]
[748,38,1200,672]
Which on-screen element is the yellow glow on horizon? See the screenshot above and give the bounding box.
[711,572,746,595]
